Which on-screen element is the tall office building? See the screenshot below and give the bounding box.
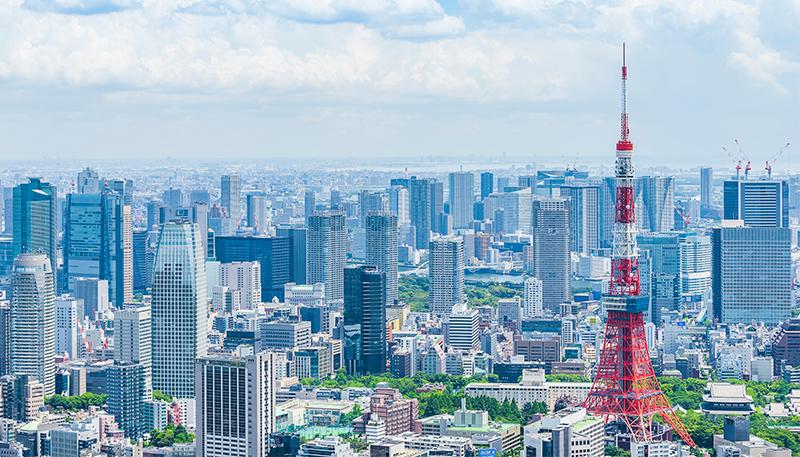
[196,352,277,457]
[480,172,494,200]
[639,176,675,232]
[637,233,681,325]
[448,171,475,229]
[388,186,410,226]
[532,198,570,311]
[215,236,290,302]
[74,277,109,319]
[162,188,184,209]
[712,222,792,325]
[445,303,479,351]
[409,177,432,249]
[64,192,133,306]
[723,178,789,227]
[11,254,56,396]
[366,212,398,306]
[358,191,389,228]
[430,180,444,234]
[482,189,534,234]
[190,189,211,205]
[560,184,600,254]
[218,262,261,309]
[523,277,543,318]
[0,302,9,376]
[307,211,347,303]
[132,229,153,292]
[221,175,241,225]
[304,190,316,220]
[700,167,713,211]
[246,194,268,234]
[13,178,57,275]
[330,189,342,210]
[343,266,386,375]
[679,233,711,303]
[151,221,207,398]
[76,168,100,195]
[159,202,210,256]
[428,236,465,316]
[275,227,307,284]
[2,187,12,236]
[107,362,146,439]
[55,297,79,359]
[114,305,152,396]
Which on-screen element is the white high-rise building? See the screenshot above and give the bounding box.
[196,351,277,457]
[76,167,100,195]
[448,171,475,229]
[151,221,208,398]
[218,261,261,310]
[55,296,79,359]
[307,211,347,303]
[428,236,465,316]
[446,303,479,351]
[11,254,56,396]
[389,186,410,226]
[366,212,398,306]
[523,277,543,318]
[114,305,152,397]
[679,234,711,303]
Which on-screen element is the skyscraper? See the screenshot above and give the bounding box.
[196,352,277,457]
[388,186,410,226]
[523,277,543,318]
[275,227,307,284]
[221,175,241,225]
[218,262,261,309]
[55,296,79,359]
[151,221,207,398]
[639,176,675,232]
[215,236,290,302]
[76,167,100,195]
[560,184,600,254]
[307,211,347,303]
[11,254,56,396]
[445,303,479,351]
[64,192,133,306]
[13,178,57,275]
[532,198,570,311]
[448,171,475,229]
[700,167,713,211]
[637,232,681,325]
[366,212,398,306]
[114,305,152,396]
[712,222,791,325]
[132,229,153,292]
[723,178,789,227]
[679,233,711,304]
[343,266,386,375]
[358,191,389,228]
[304,190,316,220]
[430,180,444,234]
[246,193,268,234]
[74,277,109,319]
[480,172,494,200]
[107,362,146,439]
[409,177,432,249]
[428,236,465,316]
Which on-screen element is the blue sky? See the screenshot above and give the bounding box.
[0,0,798,167]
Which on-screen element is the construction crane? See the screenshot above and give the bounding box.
[675,205,690,227]
[734,139,751,179]
[765,142,791,179]
[722,146,742,180]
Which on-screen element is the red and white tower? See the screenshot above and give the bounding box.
[583,44,696,446]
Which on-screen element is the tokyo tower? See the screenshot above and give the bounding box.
[582,44,696,446]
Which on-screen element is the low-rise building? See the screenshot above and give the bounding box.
[523,407,604,457]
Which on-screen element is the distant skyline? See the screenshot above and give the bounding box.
[0,0,798,167]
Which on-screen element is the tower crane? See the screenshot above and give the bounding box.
[734,139,751,179]
[765,142,790,179]
[722,146,742,180]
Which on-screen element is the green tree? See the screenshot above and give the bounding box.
[152,390,173,403]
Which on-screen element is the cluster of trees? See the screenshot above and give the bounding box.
[658,377,706,410]
[339,404,362,426]
[152,390,173,403]
[399,275,524,311]
[146,425,194,447]
[466,396,548,424]
[45,393,106,411]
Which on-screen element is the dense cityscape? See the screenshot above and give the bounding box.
[0,33,799,457]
